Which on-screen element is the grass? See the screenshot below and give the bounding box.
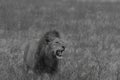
[1,0,120,80]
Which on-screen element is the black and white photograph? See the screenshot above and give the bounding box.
[0,0,120,80]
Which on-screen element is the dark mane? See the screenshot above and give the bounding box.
[44,30,60,38]
[43,30,60,43]
[34,51,59,75]
[33,30,60,75]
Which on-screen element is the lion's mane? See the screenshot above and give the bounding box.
[33,30,61,75]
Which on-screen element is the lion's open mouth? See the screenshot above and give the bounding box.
[56,50,64,59]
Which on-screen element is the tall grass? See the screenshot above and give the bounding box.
[0,0,120,80]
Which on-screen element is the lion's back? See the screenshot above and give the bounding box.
[24,40,39,69]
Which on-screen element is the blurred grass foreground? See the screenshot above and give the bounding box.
[1,0,120,80]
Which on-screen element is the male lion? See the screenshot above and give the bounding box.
[23,30,66,79]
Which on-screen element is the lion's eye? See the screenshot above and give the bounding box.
[55,42,59,43]
[46,39,50,43]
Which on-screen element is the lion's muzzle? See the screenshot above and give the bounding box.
[55,46,65,59]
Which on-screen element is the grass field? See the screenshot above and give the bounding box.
[1,0,120,80]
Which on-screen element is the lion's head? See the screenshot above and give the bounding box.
[47,38,65,59]
[43,30,66,59]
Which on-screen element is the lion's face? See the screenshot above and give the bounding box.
[48,38,66,59]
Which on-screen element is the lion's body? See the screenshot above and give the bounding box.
[23,30,65,79]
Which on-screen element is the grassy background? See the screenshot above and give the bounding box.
[1,0,120,80]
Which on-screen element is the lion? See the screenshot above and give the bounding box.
[23,30,66,79]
